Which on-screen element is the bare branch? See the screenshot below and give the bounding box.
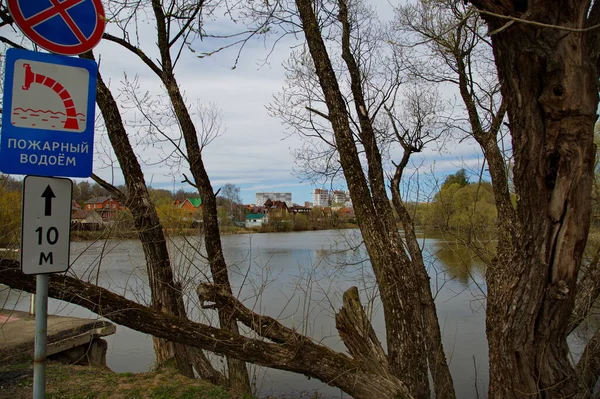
[0,36,25,49]
[102,33,163,77]
[181,173,199,189]
[306,106,330,121]
[91,173,127,203]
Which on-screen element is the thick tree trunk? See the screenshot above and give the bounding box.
[469,2,598,396]
[84,51,221,381]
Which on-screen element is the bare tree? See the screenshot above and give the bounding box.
[286,0,456,396]
[83,49,224,384]
[395,0,512,254]
[220,183,242,218]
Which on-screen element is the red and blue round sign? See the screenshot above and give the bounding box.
[7,0,106,56]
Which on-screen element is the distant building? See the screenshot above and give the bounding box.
[255,192,292,207]
[312,188,329,207]
[247,204,266,214]
[245,213,267,228]
[84,196,125,220]
[264,199,289,216]
[71,209,103,230]
[332,190,351,206]
[175,198,203,224]
[177,197,203,211]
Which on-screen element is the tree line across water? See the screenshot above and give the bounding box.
[0,168,511,245]
[3,166,597,245]
[0,176,358,245]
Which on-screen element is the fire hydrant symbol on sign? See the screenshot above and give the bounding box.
[10,59,89,132]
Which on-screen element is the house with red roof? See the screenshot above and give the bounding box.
[84,196,126,221]
[178,197,203,211]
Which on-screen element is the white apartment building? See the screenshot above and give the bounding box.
[312,188,329,207]
[331,190,351,205]
[255,192,293,207]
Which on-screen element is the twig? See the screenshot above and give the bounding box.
[473,355,480,399]
[476,8,600,34]
[181,173,199,189]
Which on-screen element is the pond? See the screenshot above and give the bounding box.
[1,229,489,398]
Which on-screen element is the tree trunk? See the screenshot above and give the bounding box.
[295,0,432,396]
[391,161,456,399]
[469,2,598,396]
[149,1,251,391]
[85,51,221,381]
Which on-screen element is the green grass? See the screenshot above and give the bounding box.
[150,384,231,399]
[0,361,244,399]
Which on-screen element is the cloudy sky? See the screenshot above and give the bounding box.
[5,0,488,205]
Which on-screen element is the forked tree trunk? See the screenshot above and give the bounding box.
[469,2,598,396]
[295,0,441,397]
[85,51,221,382]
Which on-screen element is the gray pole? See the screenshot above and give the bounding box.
[33,274,48,399]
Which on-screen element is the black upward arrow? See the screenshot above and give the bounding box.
[41,185,55,216]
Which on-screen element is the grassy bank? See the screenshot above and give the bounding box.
[0,360,247,399]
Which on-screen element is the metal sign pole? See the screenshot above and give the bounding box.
[33,274,48,399]
[29,293,35,315]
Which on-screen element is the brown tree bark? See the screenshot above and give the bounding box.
[467,1,598,396]
[390,151,456,399]
[81,50,222,382]
[294,0,454,397]
[146,1,251,392]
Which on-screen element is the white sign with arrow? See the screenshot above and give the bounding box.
[21,176,72,275]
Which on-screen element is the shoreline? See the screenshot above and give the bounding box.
[69,223,359,241]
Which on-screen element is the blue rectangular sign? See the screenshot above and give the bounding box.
[0,48,97,177]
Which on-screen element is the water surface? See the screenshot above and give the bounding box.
[1,229,489,398]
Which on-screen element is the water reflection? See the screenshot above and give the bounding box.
[1,230,489,398]
[432,240,490,286]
